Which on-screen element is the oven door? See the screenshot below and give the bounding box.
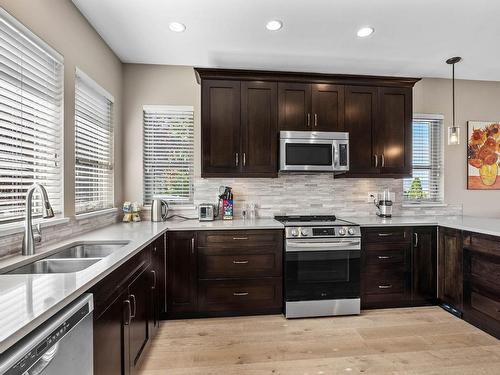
[280,138,335,172]
[285,238,361,302]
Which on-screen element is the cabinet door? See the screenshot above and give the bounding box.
[311,84,344,131]
[344,86,379,176]
[412,227,437,304]
[201,80,241,176]
[93,290,129,375]
[438,228,463,310]
[167,231,198,316]
[129,270,150,373]
[150,235,165,325]
[241,81,278,176]
[377,87,412,176]
[278,82,312,131]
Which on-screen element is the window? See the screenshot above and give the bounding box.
[0,9,63,224]
[143,106,194,206]
[74,69,114,214]
[403,114,444,203]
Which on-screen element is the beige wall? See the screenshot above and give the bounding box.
[414,78,500,217]
[1,0,124,216]
[122,67,500,218]
[122,64,200,202]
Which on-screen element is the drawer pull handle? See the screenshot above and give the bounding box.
[378,233,395,237]
[378,284,393,289]
[378,256,392,259]
[233,260,249,264]
[232,237,248,240]
[233,292,249,296]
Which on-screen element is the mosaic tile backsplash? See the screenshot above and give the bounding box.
[193,174,462,218]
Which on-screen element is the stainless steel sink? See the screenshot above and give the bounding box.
[5,241,129,275]
[7,258,101,274]
[46,242,128,259]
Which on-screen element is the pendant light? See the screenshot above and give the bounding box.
[446,56,462,145]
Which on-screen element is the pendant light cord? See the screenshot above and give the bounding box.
[452,63,455,128]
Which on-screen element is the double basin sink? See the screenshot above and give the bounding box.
[5,242,129,275]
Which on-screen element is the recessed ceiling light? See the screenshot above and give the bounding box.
[266,20,283,31]
[169,22,186,33]
[357,26,374,38]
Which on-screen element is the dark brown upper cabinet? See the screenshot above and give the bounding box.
[201,80,241,176]
[377,87,412,176]
[195,68,419,178]
[344,86,379,176]
[278,82,344,131]
[241,81,278,176]
[201,79,278,177]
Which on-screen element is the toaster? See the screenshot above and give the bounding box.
[198,203,215,221]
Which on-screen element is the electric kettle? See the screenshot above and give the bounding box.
[151,199,169,222]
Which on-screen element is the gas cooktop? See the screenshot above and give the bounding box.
[274,215,356,227]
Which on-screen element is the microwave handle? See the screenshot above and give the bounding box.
[333,143,339,167]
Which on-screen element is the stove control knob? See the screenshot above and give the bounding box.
[348,228,356,236]
[338,228,346,236]
[291,229,299,237]
[301,228,309,236]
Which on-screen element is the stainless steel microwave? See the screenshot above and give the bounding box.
[279,131,349,172]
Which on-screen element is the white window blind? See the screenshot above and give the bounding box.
[403,114,444,203]
[143,105,194,205]
[75,69,114,214]
[0,9,63,224]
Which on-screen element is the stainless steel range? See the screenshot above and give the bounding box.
[275,215,361,318]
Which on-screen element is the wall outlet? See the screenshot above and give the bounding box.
[367,192,376,203]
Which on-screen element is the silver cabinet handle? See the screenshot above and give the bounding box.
[233,292,249,296]
[235,152,239,166]
[307,113,311,127]
[191,237,195,254]
[130,294,136,318]
[378,284,393,289]
[314,113,318,127]
[414,233,419,247]
[151,270,156,289]
[381,154,385,167]
[124,300,132,325]
[243,152,246,167]
[378,233,395,237]
[233,260,249,264]
[232,237,248,240]
[378,256,392,259]
[374,154,378,168]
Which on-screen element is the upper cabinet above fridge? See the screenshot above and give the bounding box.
[195,68,419,179]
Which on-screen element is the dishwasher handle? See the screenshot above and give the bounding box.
[27,343,59,375]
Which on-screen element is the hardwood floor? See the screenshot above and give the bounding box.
[137,307,500,374]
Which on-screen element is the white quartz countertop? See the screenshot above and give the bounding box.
[345,215,500,237]
[0,217,283,353]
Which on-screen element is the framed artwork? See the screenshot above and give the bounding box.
[467,121,500,189]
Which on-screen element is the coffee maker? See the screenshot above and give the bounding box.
[372,190,393,218]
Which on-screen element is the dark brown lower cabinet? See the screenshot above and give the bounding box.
[167,229,283,318]
[412,226,437,305]
[361,226,437,309]
[438,227,463,311]
[91,239,164,375]
[463,232,500,339]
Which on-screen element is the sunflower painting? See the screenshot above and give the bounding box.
[467,121,500,189]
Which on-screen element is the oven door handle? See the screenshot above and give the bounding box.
[286,240,360,252]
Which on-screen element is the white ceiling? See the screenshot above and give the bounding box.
[72,0,500,81]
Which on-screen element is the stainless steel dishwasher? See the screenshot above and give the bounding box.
[0,294,94,375]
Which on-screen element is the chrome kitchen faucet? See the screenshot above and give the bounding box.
[22,183,55,256]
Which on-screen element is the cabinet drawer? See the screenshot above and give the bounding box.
[364,276,405,295]
[198,230,283,248]
[464,233,500,257]
[365,248,405,267]
[363,227,411,243]
[198,248,282,279]
[471,292,500,322]
[198,279,282,313]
